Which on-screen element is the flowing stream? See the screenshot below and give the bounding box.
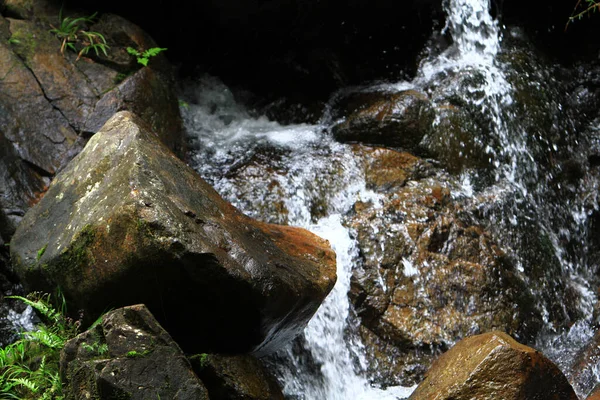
[181,0,600,398]
[0,0,595,397]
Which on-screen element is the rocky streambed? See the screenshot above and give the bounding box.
[2,0,600,399]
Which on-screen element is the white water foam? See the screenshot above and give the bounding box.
[183,75,415,399]
[182,0,599,396]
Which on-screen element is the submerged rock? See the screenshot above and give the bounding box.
[60,304,209,400]
[348,145,541,386]
[10,111,336,355]
[408,331,578,400]
[190,353,284,400]
[588,385,600,400]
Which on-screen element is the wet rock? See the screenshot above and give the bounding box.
[60,304,209,400]
[0,32,78,176]
[421,103,494,175]
[348,146,542,386]
[0,6,184,233]
[190,353,284,400]
[10,111,337,356]
[330,90,435,153]
[567,328,600,397]
[353,146,434,193]
[588,385,600,400]
[0,131,49,240]
[408,331,578,400]
[329,88,494,175]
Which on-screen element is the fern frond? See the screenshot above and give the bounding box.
[10,377,38,393]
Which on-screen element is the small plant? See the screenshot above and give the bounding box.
[81,341,108,356]
[126,46,167,67]
[0,292,81,399]
[567,0,600,28]
[49,10,109,60]
[36,244,47,261]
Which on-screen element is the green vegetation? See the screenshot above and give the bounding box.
[36,245,47,261]
[81,341,108,356]
[568,0,600,28]
[49,10,108,60]
[126,47,167,67]
[0,292,80,399]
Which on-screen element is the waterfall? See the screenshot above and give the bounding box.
[181,0,600,397]
[182,0,600,395]
[183,74,417,399]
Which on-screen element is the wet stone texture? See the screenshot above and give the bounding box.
[329,90,435,154]
[60,304,209,400]
[347,145,542,386]
[190,353,284,400]
[0,4,184,241]
[10,111,337,356]
[408,331,578,400]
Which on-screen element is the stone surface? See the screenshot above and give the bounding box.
[348,145,542,386]
[567,329,600,397]
[330,90,435,153]
[190,353,284,400]
[10,111,337,355]
[408,331,578,400]
[60,304,209,400]
[0,7,184,237]
[588,385,600,400]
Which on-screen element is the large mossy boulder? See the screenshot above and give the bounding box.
[348,146,542,386]
[408,331,578,400]
[10,111,337,355]
[0,5,184,239]
[60,304,209,400]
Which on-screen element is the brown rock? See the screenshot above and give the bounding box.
[330,90,435,153]
[0,7,185,239]
[348,146,541,387]
[10,111,337,356]
[409,331,578,400]
[190,353,284,400]
[567,328,600,397]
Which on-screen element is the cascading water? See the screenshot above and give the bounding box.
[181,0,600,398]
[182,76,415,399]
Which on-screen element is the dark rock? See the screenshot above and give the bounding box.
[0,131,49,240]
[330,90,435,153]
[60,304,209,400]
[10,111,337,356]
[190,353,284,400]
[84,66,184,156]
[0,6,185,240]
[0,34,78,176]
[408,331,578,400]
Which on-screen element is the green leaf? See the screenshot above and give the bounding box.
[126,47,140,57]
[143,47,167,58]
